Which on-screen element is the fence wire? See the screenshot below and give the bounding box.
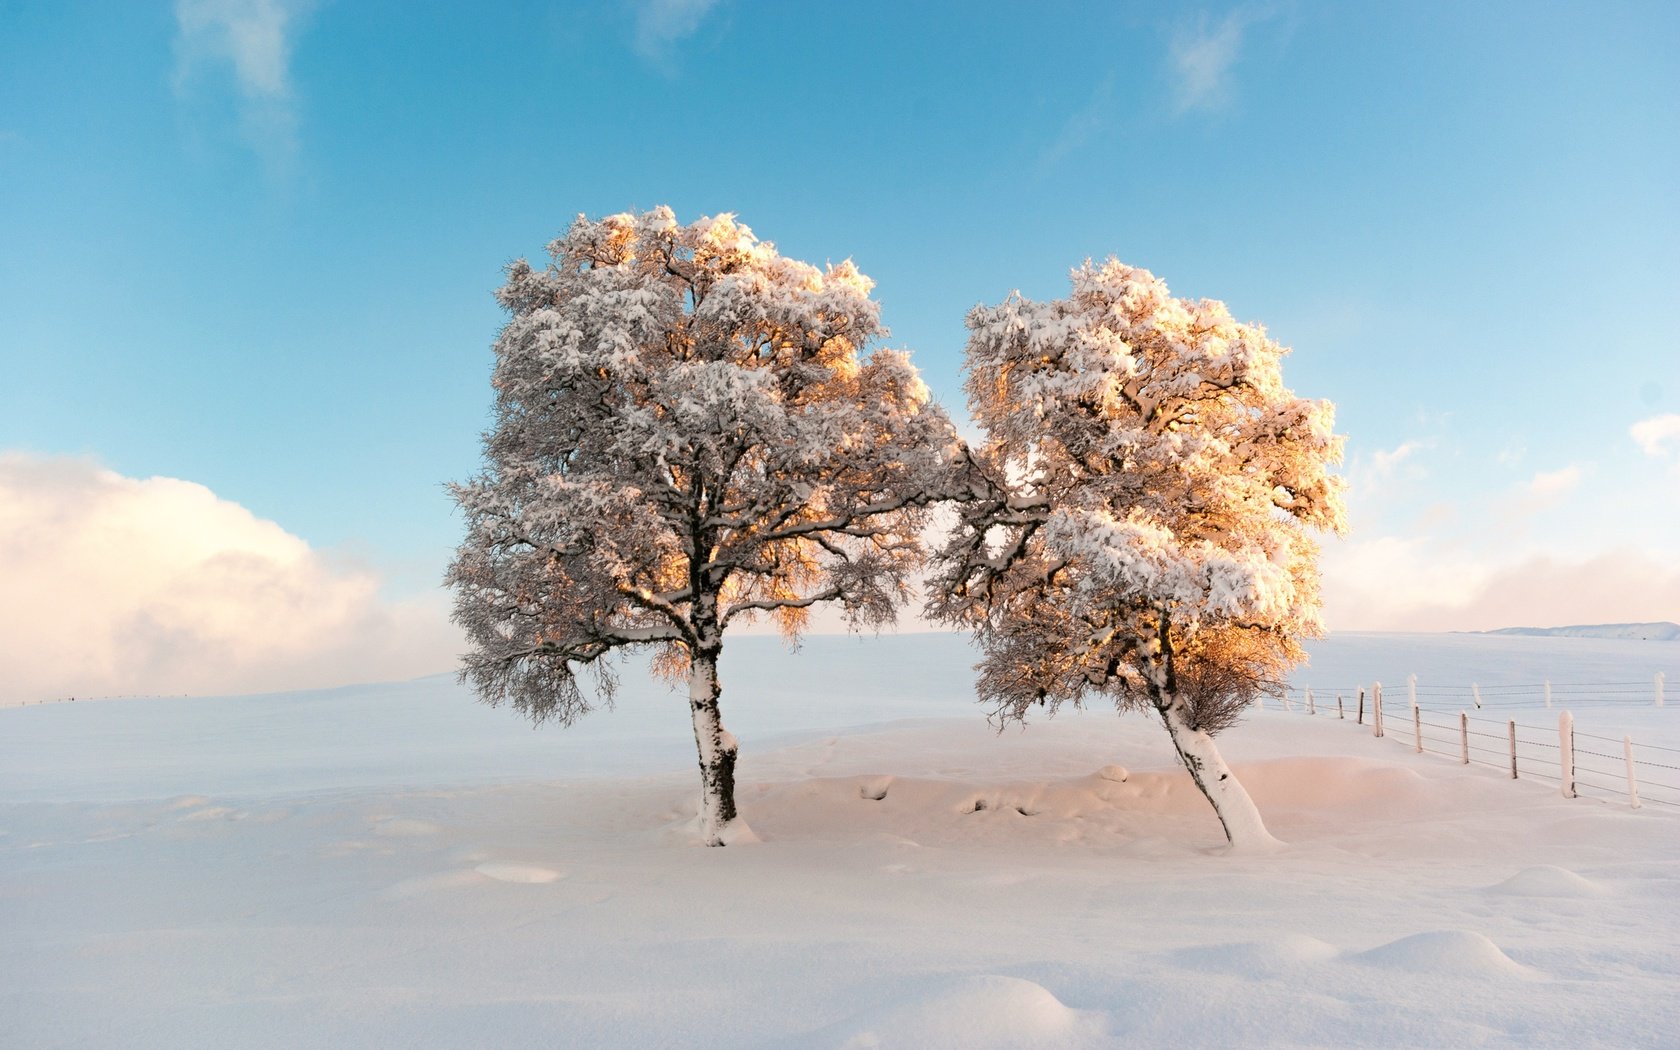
[1277,679,1677,810]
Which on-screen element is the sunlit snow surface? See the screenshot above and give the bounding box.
[4,632,1678,1048]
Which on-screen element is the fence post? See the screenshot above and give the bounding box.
[1306,687,1315,715]
[1544,680,1552,709]
[1657,672,1666,708]
[1374,682,1384,738]
[1408,673,1417,709]
[1559,711,1576,799]
[1413,704,1422,753]
[1472,683,1482,709]
[1337,693,1345,719]
[1624,736,1641,809]
[1459,711,1469,764]
[1508,720,1518,779]
[1357,688,1365,725]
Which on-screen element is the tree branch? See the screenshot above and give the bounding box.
[722,585,846,624]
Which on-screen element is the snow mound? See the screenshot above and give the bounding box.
[1355,930,1532,977]
[1172,932,1341,973]
[717,819,761,846]
[661,813,763,846]
[377,870,483,902]
[474,863,562,884]
[177,805,238,821]
[749,754,1489,854]
[374,818,441,837]
[858,775,894,801]
[1488,865,1606,898]
[801,975,1105,1050]
[1236,757,1435,812]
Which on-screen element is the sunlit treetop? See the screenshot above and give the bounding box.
[954,258,1346,641]
[930,258,1348,846]
[451,207,960,844]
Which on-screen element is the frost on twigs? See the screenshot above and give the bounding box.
[928,259,1346,847]
[448,207,958,844]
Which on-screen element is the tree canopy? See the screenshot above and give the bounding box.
[930,259,1347,845]
[449,208,957,844]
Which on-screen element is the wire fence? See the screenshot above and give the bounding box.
[3,693,194,708]
[1284,674,1667,711]
[1269,676,1676,811]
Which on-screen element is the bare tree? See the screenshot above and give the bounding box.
[450,208,957,845]
[930,259,1346,848]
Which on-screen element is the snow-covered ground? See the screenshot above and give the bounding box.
[4,632,1678,1048]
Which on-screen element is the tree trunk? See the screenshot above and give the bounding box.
[688,649,752,846]
[1158,696,1279,850]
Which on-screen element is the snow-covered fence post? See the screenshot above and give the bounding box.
[1408,673,1417,709]
[1508,720,1518,779]
[1544,680,1552,709]
[1559,712,1576,799]
[1459,711,1469,764]
[1373,682,1384,738]
[1337,693,1345,719]
[1306,687,1315,715]
[1472,683,1482,709]
[1413,704,1423,753]
[1356,688,1365,725]
[1624,736,1641,809]
[1657,672,1666,708]
[1282,689,1293,712]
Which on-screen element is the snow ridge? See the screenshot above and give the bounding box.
[1476,622,1680,641]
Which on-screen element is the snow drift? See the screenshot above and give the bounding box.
[2,631,1677,1048]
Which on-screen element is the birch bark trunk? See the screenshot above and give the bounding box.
[688,650,751,845]
[1158,696,1279,850]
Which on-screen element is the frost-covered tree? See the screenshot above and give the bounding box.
[929,260,1346,848]
[449,208,957,845]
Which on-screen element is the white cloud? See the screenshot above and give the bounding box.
[173,0,312,165]
[634,0,720,61]
[1343,439,1428,518]
[1320,536,1489,630]
[1168,9,1264,113]
[1035,78,1116,176]
[0,453,459,704]
[1630,413,1680,456]
[1369,440,1422,477]
[1321,539,1680,633]
[1526,464,1582,499]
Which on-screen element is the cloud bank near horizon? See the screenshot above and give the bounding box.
[1320,539,1680,634]
[2,447,1673,705]
[1318,431,1679,633]
[0,453,459,703]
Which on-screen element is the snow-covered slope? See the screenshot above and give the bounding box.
[3,632,1677,1048]
[1477,621,1680,641]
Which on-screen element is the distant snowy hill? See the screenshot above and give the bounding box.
[1476,622,1680,641]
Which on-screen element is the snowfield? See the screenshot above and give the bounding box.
[4,632,1678,1049]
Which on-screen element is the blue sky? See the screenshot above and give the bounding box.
[2,1,1677,698]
